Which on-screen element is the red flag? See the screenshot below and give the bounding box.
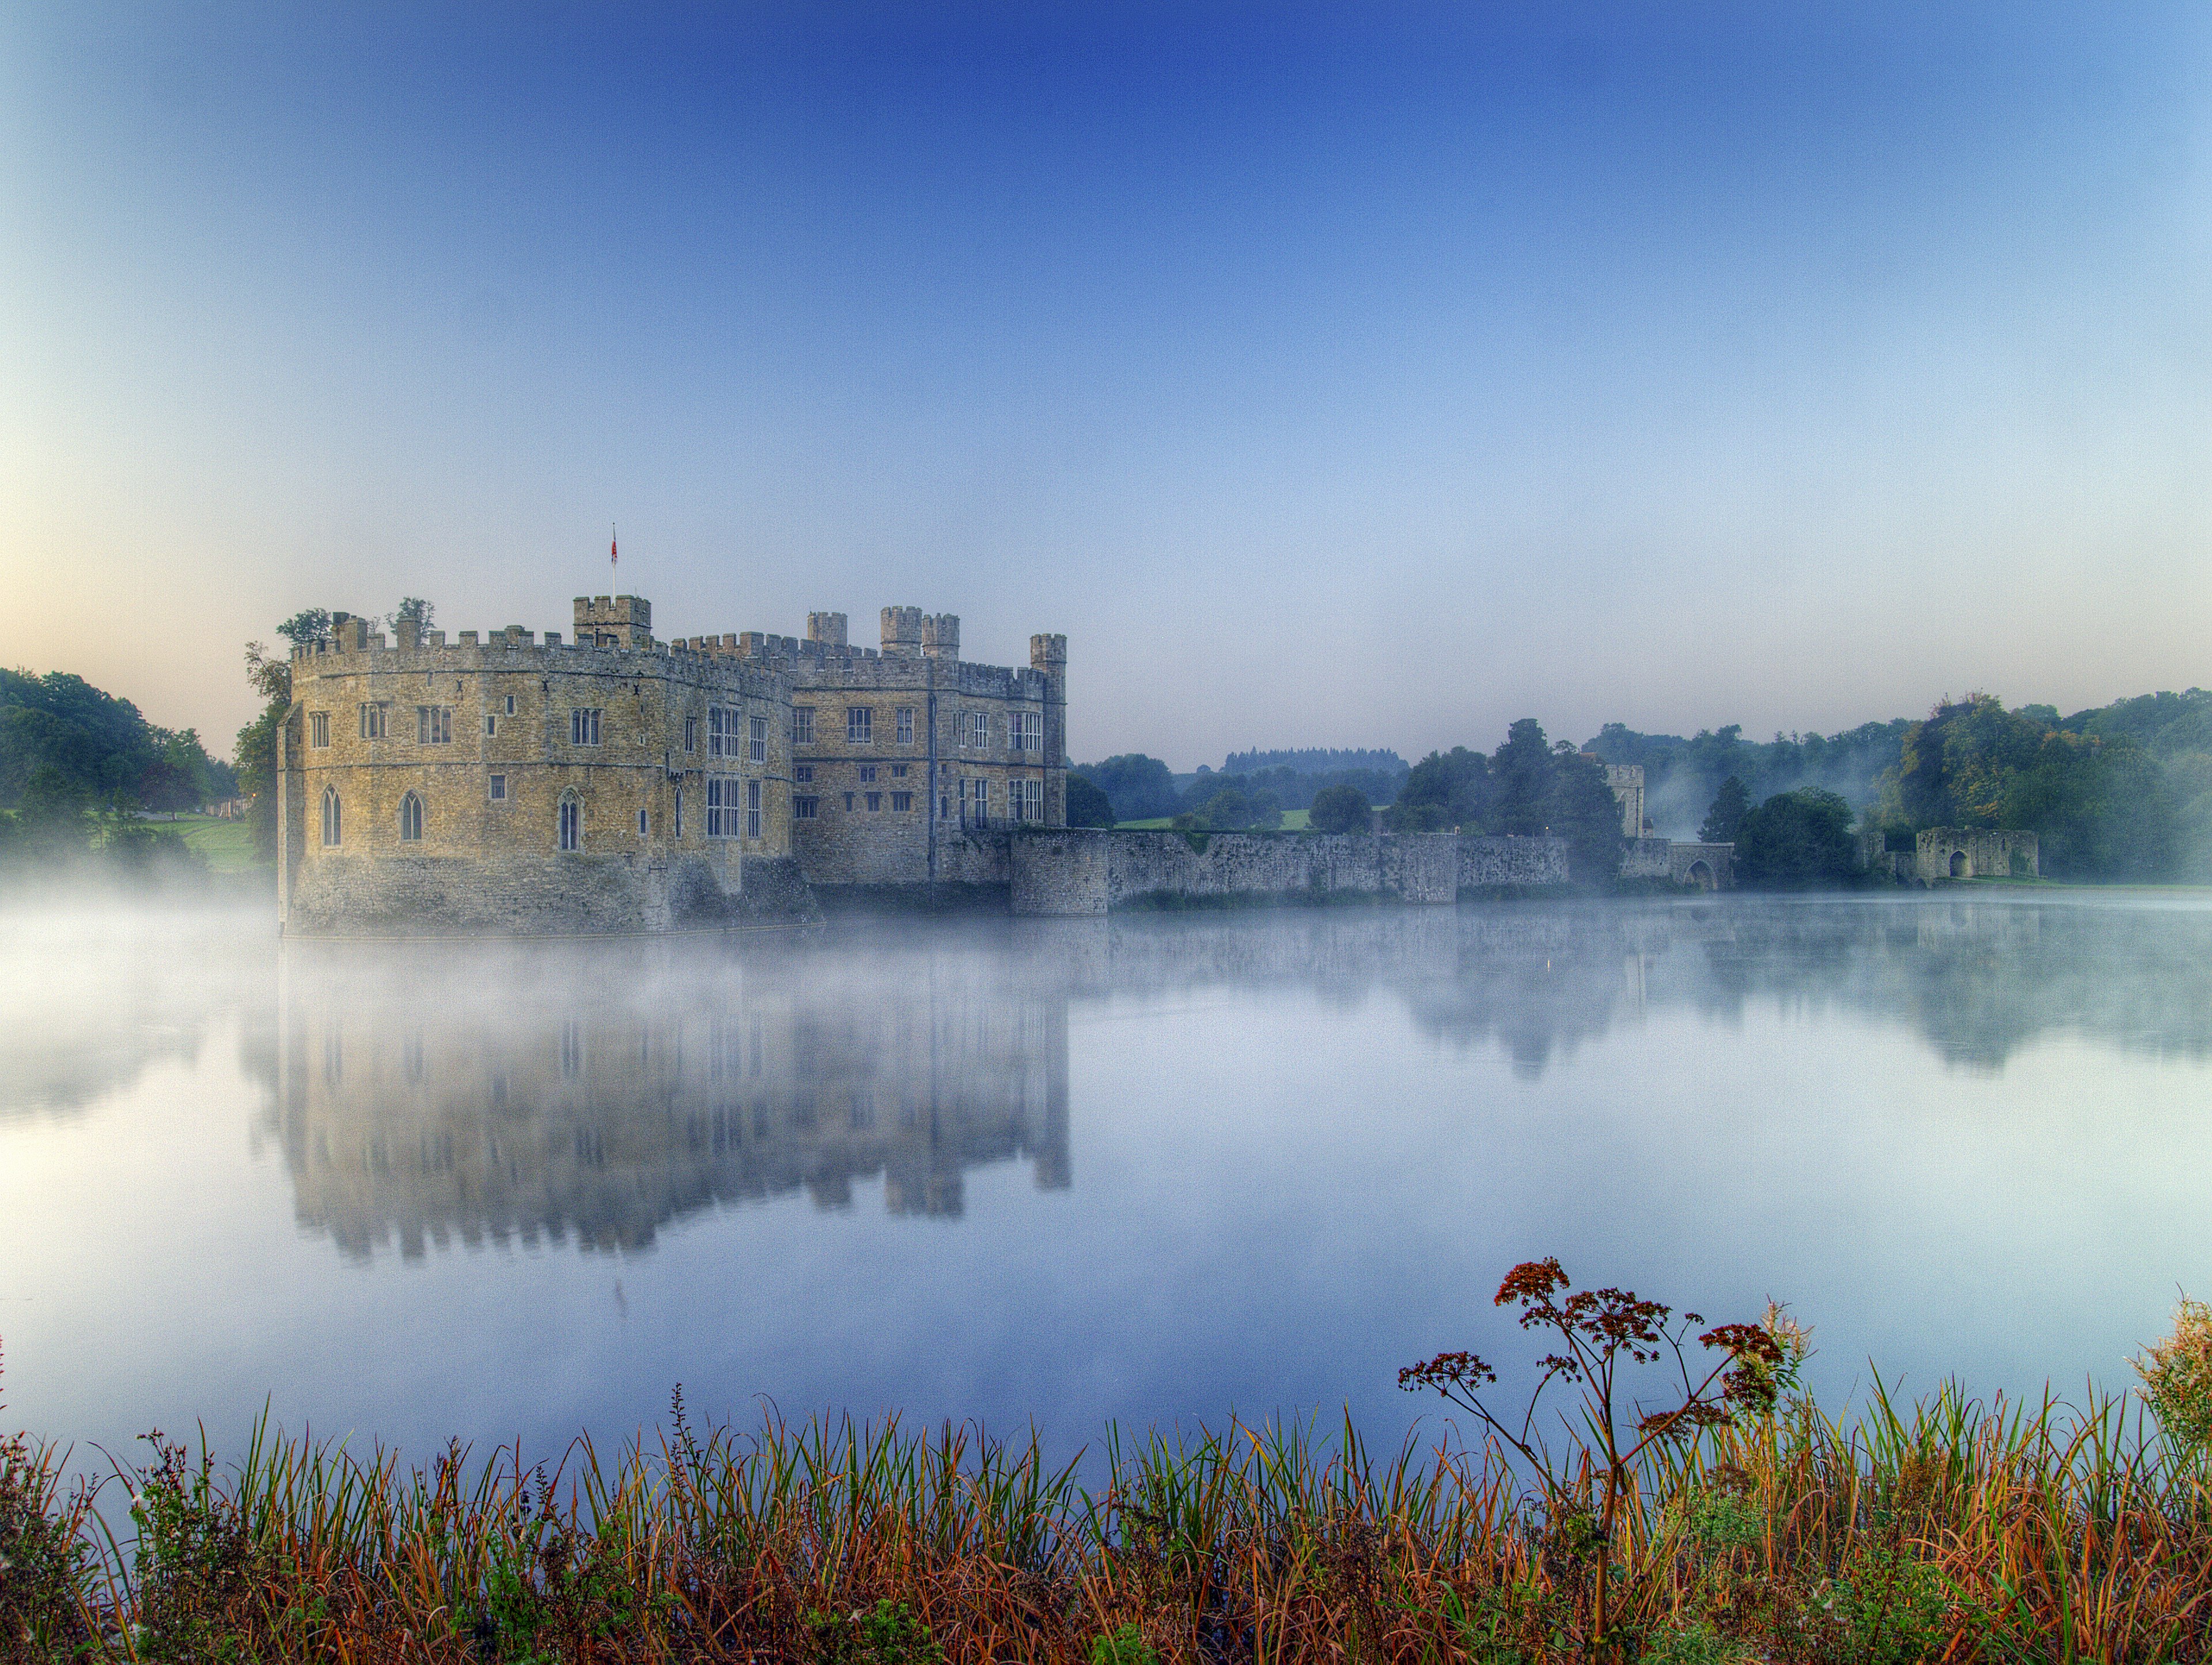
[611,524,619,577]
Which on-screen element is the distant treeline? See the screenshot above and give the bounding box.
[0,668,235,813]
[1221,747,1408,778]
[1588,688,2212,883]
[1067,755,1405,832]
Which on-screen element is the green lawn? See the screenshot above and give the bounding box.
[169,814,262,872]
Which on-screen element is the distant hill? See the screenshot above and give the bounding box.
[1221,747,1407,778]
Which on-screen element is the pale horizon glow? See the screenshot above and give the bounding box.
[3,3,2207,770]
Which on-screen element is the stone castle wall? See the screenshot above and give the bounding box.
[1918,827,2039,881]
[1008,831,1570,915]
[279,597,796,935]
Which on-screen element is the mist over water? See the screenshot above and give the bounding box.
[3,894,2211,1478]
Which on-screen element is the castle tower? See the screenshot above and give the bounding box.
[806,612,847,648]
[921,614,960,660]
[881,606,923,657]
[572,595,653,649]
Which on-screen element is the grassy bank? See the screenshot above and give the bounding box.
[7,1380,2212,1661]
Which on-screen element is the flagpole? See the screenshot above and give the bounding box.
[611,523,618,591]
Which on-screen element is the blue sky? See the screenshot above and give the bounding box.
[4,2,2207,765]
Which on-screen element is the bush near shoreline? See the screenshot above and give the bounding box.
[9,1277,2212,1662]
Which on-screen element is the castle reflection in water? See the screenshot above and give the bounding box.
[267,932,1070,1259]
[176,896,2212,1261]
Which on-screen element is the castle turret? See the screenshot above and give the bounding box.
[573,595,653,649]
[921,614,960,660]
[806,612,847,648]
[881,606,923,657]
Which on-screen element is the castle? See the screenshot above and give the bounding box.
[276,595,1067,933]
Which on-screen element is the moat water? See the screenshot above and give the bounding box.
[3,892,2211,1471]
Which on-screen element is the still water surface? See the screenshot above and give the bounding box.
[3,893,2210,1469]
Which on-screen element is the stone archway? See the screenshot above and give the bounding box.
[1686,860,1714,891]
[1949,849,1968,879]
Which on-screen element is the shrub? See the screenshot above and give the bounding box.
[1308,784,1372,835]
[807,1599,946,1665]
[2136,1295,2212,1453]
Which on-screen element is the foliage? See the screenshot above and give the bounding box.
[1999,727,2175,879]
[234,641,294,864]
[808,1598,947,1664]
[1064,773,1115,828]
[387,597,435,637]
[1070,755,1180,822]
[1387,745,1491,832]
[2135,1295,2212,1454]
[1586,718,1911,838]
[274,608,331,648]
[0,668,233,811]
[1088,1621,1160,1665]
[1544,746,1626,886]
[1733,787,1858,889]
[1173,786,1281,831]
[1698,776,1749,845]
[1306,782,1373,835]
[1893,693,2050,829]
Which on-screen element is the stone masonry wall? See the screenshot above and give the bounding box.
[1009,831,1569,915]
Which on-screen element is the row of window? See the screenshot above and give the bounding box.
[312,699,578,748]
[788,778,1044,822]
[318,775,765,850]
[309,702,1041,755]
[801,706,1041,751]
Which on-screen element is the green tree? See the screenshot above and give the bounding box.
[1546,744,1626,884]
[1699,775,1750,844]
[1065,773,1114,828]
[1736,788,1858,888]
[1072,754,1179,820]
[1308,783,1372,835]
[16,763,92,857]
[1387,746,1491,832]
[1490,718,1554,834]
[2001,730,2175,880]
[275,609,332,648]
[235,640,293,864]
[386,598,435,637]
[1895,694,2047,828]
[1193,787,1255,829]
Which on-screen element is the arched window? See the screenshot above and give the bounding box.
[558,793,581,852]
[399,792,424,842]
[321,787,342,847]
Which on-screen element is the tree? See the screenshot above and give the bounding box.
[1071,754,1179,821]
[235,640,294,864]
[387,597,435,637]
[1490,718,1554,835]
[1193,787,1255,829]
[1387,746,1491,832]
[275,609,332,648]
[1735,788,1857,888]
[1699,775,1749,843]
[2000,731,2175,880]
[1308,783,1372,835]
[1546,744,1625,884]
[1064,773,1114,828]
[1895,694,2047,828]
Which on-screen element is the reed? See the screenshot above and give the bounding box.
[6,1382,2212,1663]
[14,1273,2212,1665]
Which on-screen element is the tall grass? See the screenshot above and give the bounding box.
[7,1384,2212,1660]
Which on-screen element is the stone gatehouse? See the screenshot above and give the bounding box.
[276,593,1066,934]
